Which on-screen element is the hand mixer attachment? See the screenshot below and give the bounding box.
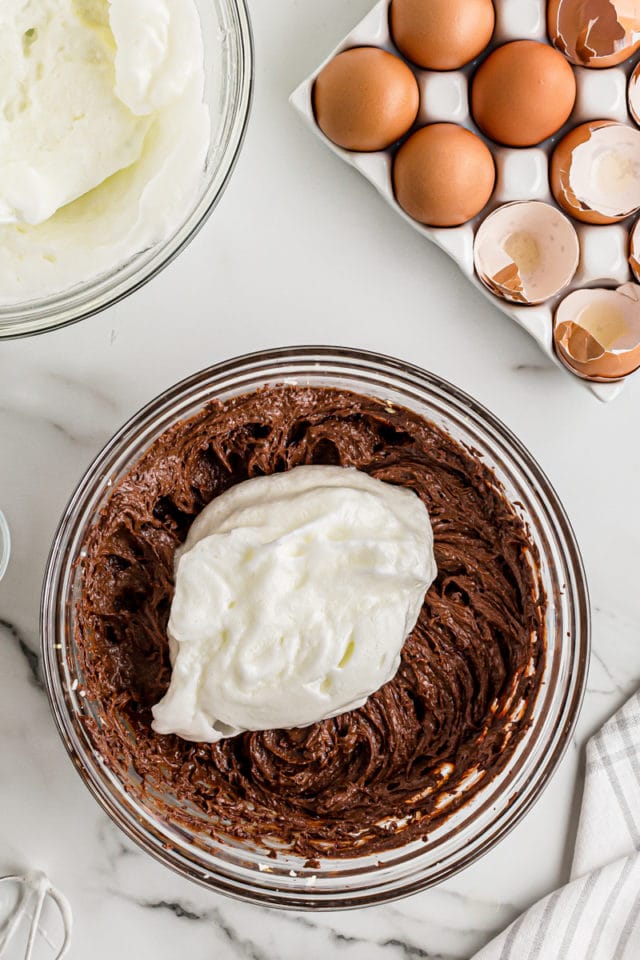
[0,872,71,959]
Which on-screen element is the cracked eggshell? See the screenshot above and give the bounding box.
[548,0,640,68]
[629,61,640,125]
[554,282,640,379]
[312,47,419,152]
[628,218,640,279]
[474,201,580,304]
[551,121,640,224]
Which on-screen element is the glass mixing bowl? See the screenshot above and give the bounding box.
[0,0,253,339]
[41,347,590,908]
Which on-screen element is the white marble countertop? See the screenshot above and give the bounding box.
[1,1,639,957]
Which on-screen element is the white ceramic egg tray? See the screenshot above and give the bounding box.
[290,0,640,402]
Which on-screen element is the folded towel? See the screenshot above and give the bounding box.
[474,692,640,959]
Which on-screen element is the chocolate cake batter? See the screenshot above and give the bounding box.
[76,386,545,858]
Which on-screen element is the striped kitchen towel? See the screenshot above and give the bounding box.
[474,691,640,959]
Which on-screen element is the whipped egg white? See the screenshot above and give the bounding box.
[151,466,437,743]
[0,0,210,302]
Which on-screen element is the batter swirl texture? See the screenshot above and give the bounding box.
[77,386,545,857]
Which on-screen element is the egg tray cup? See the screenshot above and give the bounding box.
[290,0,640,402]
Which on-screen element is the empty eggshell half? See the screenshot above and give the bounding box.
[474,201,580,305]
[629,218,640,280]
[554,283,640,379]
[548,0,640,68]
[551,121,640,224]
[629,61,640,125]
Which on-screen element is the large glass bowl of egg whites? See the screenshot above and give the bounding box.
[0,0,253,338]
[291,0,640,400]
[41,347,589,907]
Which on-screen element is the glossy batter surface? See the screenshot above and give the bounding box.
[76,386,545,858]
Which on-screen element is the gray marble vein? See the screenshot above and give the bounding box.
[512,363,551,373]
[0,617,42,691]
[110,889,456,960]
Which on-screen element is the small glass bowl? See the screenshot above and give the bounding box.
[42,347,590,909]
[0,511,10,581]
[0,0,253,339]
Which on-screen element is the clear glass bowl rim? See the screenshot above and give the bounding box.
[41,346,590,909]
[0,0,254,340]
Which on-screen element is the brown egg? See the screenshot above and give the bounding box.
[551,121,640,224]
[393,124,495,227]
[471,41,576,147]
[548,0,640,68]
[312,47,419,152]
[390,0,495,70]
